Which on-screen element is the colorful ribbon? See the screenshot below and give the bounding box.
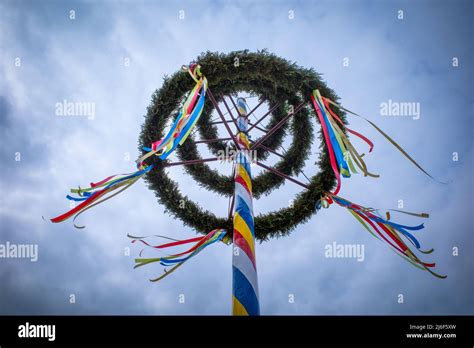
[138,63,207,162]
[311,89,378,195]
[321,193,446,279]
[51,63,207,227]
[320,94,444,184]
[130,229,227,282]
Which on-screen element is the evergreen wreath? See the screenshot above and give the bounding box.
[139,50,345,241]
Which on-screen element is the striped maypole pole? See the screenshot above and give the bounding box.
[232,97,260,316]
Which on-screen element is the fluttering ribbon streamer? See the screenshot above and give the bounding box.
[140,64,208,161]
[320,193,446,279]
[319,92,444,184]
[311,90,378,195]
[130,229,227,282]
[50,63,208,227]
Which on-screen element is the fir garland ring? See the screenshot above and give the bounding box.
[139,50,344,241]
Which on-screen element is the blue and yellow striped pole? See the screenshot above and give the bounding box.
[232,97,260,316]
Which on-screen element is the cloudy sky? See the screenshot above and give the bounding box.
[0,0,472,315]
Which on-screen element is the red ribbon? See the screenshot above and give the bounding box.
[133,231,216,258]
[50,189,108,223]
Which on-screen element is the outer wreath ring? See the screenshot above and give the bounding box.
[139,50,344,241]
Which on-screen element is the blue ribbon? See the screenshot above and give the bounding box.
[317,98,350,177]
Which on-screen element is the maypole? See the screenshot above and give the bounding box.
[50,51,447,317]
[232,98,260,316]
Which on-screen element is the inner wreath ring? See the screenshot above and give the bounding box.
[177,88,312,199]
